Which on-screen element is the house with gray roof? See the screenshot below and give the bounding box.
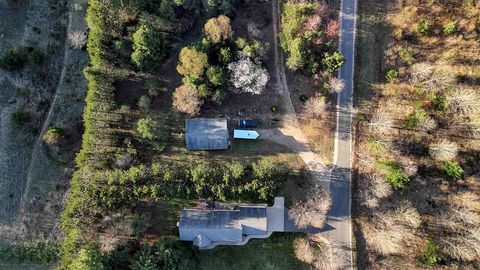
[185,118,229,151]
[178,197,285,249]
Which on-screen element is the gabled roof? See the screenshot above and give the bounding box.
[179,205,267,244]
[185,118,229,150]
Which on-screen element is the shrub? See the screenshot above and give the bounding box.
[137,95,151,109]
[172,84,203,115]
[419,240,440,265]
[219,47,233,63]
[377,160,410,189]
[442,161,463,179]
[433,93,448,111]
[43,126,65,145]
[299,94,308,102]
[385,69,399,83]
[280,2,317,71]
[322,51,345,74]
[0,48,27,71]
[443,21,456,35]
[204,15,232,44]
[10,110,30,125]
[404,110,436,131]
[130,237,197,270]
[69,242,103,270]
[131,24,169,71]
[417,17,430,35]
[398,47,415,65]
[29,48,45,65]
[270,105,278,112]
[0,241,60,263]
[145,79,161,96]
[285,38,305,71]
[206,66,225,86]
[135,114,168,142]
[176,47,209,79]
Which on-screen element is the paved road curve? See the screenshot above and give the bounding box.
[324,0,357,269]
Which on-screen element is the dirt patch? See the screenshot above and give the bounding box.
[114,80,145,108]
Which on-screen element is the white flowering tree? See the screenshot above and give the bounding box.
[227,53,269,95]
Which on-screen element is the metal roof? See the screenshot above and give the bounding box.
[233,129,259,140]
[185,118,229,150]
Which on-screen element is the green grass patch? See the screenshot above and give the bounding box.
[196,233,308,270]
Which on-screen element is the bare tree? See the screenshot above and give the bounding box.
[421,70,455,88]
[294,235,332,270]
[68,30,87,49]
[172,84,203,116]
[303,96,327,118]
[293,238,315,264]
[368,111,394,134]
[440,229,480,262]
[468,118,480,139]
[436,191,480,262]
[359,174,392,208]
[447,89,480,117]
[326,77,345,94]
[409,62,434,84]
[288,186,332,229]
[429,139,458,161]
[364,224,404,255]
[450,192,480,211]
[393,201,421,228]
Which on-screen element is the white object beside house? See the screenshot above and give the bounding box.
[233,129,259,140]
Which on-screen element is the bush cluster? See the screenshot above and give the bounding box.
[174,15,268,114]
[280,2,344,74]
[0,242,59,263]
[419,240,440,265]
[377,160,410,189]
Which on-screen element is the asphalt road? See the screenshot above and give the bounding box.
[324,0,357,269]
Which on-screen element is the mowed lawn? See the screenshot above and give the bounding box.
[195,233,309,270]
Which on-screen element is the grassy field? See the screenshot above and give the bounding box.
[196,233,309,270]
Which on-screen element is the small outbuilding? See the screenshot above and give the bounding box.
[185,118,229,150]
[233,130,259,140]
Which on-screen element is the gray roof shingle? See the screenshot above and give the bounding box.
[185,118,229,150]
